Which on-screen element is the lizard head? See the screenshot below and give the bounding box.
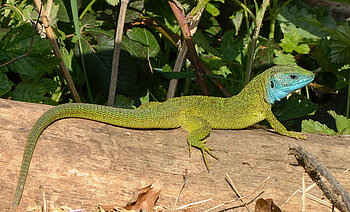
[266,65,314,104]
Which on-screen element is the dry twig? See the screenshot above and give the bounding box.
[108,0,129,106]
[33,0,81,102]
[289,146,350,212]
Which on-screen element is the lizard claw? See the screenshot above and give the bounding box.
[199,142,218,172]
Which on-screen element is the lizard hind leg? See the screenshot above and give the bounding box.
[180,112,218,170]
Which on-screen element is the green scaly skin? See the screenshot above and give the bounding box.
[13,65,314,206]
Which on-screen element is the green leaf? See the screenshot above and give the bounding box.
[212,65,231,78]
[201,55,227,71]
[47,2,60,26]
[12,82,46,103]
[273,50,296,65]
[55,0,70,23]
[302,119,337,135]
[0,72,12,96]
[280,32,299,53]
[0,28,9,40]
[278,6,336,41]
[60,46,74,71]
[81,13,96,27]
[279,28,310,54]
[86,27,146,58]
[161,64,172,72]
[126,27,160,57]
[294,44,310,54]
[230,10,243,35]
[330,23,350,64]
[121,35,147,58]
[125,0,144,23]
[192,31,222,57]
[205,2,220,17]
[40,78,59,93]
[328,110,350,135]
[273,93,317,130]
[105,0,120,6]
[338,64,350,72]
[0,23,59,79]
[113,94,134,109]
[221,30,242,62]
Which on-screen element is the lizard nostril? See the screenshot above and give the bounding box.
[270,81,274,88]
[290,74,297,79]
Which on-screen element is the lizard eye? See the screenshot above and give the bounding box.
[290,74,297,79]
[270,80,274,88]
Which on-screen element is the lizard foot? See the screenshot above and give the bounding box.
[287,131,307,140]
[189,139,218,171]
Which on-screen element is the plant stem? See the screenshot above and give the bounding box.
[79,0,97,20]
[244,0,270,85]
[108,0,129,106]
[268,0,277,40]
[169,0,210,96]
[347,72,350,118]
[71,0,93,103]
[33,0,81,102]
[232,0,256,23]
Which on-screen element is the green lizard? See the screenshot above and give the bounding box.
[13,65,314,206]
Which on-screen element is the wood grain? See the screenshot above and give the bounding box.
[0,98,349,211]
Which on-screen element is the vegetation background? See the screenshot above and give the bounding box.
[0,0,349,133]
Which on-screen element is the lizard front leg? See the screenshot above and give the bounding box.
[180,112,218,170]
[265,108,306,139]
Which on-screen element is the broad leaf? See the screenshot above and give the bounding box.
[278,6,335,41]
[0,72,12,96]
[113,94,135,109]
[105,0,119,6]
[0,23,59,79]
[328,110,350,135]
[40,78,59,93]
[192,31,222,57]
[273,50,296,65]
[330,23,350,64]
[230,10,243,35]
[125,0,144,23]
[273,93,317,124]
[301,119,337,135]
[221,30,242,62]
[280,27,310,54]
[205,2,220,17]
[126,27,160,57]
[12,82,46,102]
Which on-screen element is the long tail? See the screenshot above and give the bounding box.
[13,103,173,206]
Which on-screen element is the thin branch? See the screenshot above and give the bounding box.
[289,146,350,212]
[108,0,129,106]
[225,173,252,212]
[0,4,25,21]
[46,0,53,17]
[166,40,188,100]
[0,6,42,69]
[174,172,187,208]
[245,0,270,85]
[33,0,81,102]
[169,0,210,96]
[166,4,204,99]
[231,0,256,23]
